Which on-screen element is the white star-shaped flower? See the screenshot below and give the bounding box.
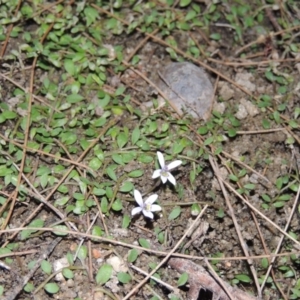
[131,190,162,219]
[152,151,182,186]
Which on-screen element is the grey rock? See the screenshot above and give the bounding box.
[158,62,214,119]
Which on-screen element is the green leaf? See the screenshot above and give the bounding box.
[62,268,74,279]
[168,207,181,220]
[136,140,150,150]
[191,203,201,216]
[158,231,164,244]
[278,194,291,201]
[276,177,283,190]
[92,225,103,238]
[84,6,98,26]
[131,55,140,65]
[262,194,271,202]
[66,252,73,266]
[122,152,135,163]
[210,33,221,40]
[106,166,117,181]
[24,282,34,293]
[2,111,17,119]
[244,183,255,190]
[128,170,144,178]
[172,143,184,155]
[54,196,70,206]
[117,132,128,148]
[273,111,281,124]
[44,283,59,294]
[78,245,88,262]
[96,264,113,285]
[265,71,275,82]
[217,208,225,218]
[229,174,238,182]
[57,184,68,194]
[185,10,197,21]
[89,158,102,170]
[39,173,48,188]
[177,272,189,286]
[21,219,44,240]
[179,0,192,7]
[41,260,52,275]
[104,188,112,201]
[66,94,84,103]
[139,238,150,249]
[128,249,138,263]
[289,120,298,129]
[131,127,140,145]
[273,201,285,208]
[101,197,108,213]
[117,272,131,284]
[119,181,134,192]
[262,118,270,129]
[64,59,75,76]
[61,132,77,145]
[261,258,269,269]
[284,270,295,278]
[115,86,126,96]
[227,129,237,137]
[138,154,153,163]
[290,288,300,297]
[112,198,123,211]
[93,188,106,196]
[112,154,124,165]
[113,0,123,9]
[122,215,131,229]
[198,126,208,135]
[0,248,11,255]
[0,166,13,176]
[204,136,214,145]
[52,225,69,237]
[235,274,251,283]
[290,183,300,192]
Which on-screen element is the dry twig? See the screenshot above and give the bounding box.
[168,258,257,300]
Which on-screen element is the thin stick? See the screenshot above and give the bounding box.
[0,137,92,170]
[221,150,271,185]
[4,238,61,300]
[1,226,300,262]
[204,258,235,300]
[73,212,99,263]
[260,180,300,293]
[130,264,179,293]
[236,128,285,134]
[122,205,208,300]
[221,179,300,248]
[209,156,261,298]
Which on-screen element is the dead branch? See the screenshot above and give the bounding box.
[168,258,257,300]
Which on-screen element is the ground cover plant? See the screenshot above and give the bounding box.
[0,0,300,299]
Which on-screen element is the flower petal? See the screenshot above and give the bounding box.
[131,207,142,216]
[167,173,176,186]
[143,210,154,219]
[161,175,167,184]
[152,169,161,179]
[151,204,162,212]
[157,151,165,168]
[134,189,144,207]
[145,194,158,205]
[167,160,182,170]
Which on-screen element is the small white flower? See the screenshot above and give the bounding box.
[152,151,182,186]
[131,190,161,219]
